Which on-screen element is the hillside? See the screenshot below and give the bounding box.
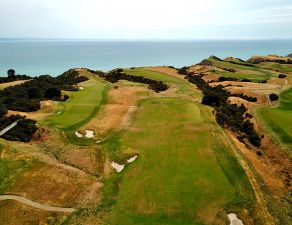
[0,55,291,225]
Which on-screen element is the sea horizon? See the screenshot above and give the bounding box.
[1,39,292,76]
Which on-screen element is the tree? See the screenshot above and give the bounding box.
[269,93,279,101]
[44,87,61,99]
[7,69,16,77]
[28,87,41,99]
[0,105,7,118]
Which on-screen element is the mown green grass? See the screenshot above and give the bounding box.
[44,78,108,145]
[209,58,274,81]
[124,68,182,83]
[259,62,292,73]
[45,79,107,129]
[260,88,292,147]
[102,98,254,225]
[124,68,200,99]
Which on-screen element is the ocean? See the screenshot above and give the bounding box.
[0,39,291,76]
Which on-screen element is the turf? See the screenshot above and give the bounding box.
[258,62,292,73]
[209,58,274,81]
[103,98,254,225]
[45,78,108,130]
[260,88,292,146]
[124,68,182,83]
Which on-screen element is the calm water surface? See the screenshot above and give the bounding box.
[0,39,291,76]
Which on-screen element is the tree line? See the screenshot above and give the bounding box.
[0,69,88,142]
[0,69,31,84]
[180,69,262,147]
[87,69,168,92]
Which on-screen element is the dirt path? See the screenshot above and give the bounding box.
[0,195,76,213]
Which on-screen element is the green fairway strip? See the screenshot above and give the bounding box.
[104,98,254,225]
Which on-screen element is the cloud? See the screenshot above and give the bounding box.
[0,0,291,38]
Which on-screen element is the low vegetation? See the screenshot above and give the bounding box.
[88,68,168,92]
[184,72,262,147]
[260,88,292,146]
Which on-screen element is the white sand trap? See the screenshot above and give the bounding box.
[85,130,94,138]
[75,131,83,138]
[127,155,138,163]
[111,161,125,173]
[228,213,244,225]
[79,87,84,90]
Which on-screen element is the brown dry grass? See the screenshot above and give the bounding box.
[7,100,57,121]
[63,147,103,175]
[8,161,99,208]
[228,131,285,194]
[0,200,63,225]
[80,86,147,139]
[146,67,185,80]
[0,80,29,90]
[249,55,292,63]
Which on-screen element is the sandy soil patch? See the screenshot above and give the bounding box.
[81,86,146,139]
[85,130,94,138]
[228,97,256,109]
[111,161,125,173]
[75,131,83,138]
[228,213,244,225]
[0,80,30,90]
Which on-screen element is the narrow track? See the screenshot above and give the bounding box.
[0,195,76,213]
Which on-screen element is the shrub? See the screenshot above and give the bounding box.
[0,115,37,142]
[269,93,279,101]
[0,105,7,118]
[44,87,61,99]
[278,74,287,78]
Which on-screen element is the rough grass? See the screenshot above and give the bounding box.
[260,88,292,147]
[258,62,292,73]
[209,58,274,81]
[102,98,254,225]
[0,159,31,194]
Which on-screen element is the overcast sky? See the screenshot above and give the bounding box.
[0,0,292,39]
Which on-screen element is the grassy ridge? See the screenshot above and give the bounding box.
[103,98,254,225]
[209,58,274,81]
[260,88,292,147]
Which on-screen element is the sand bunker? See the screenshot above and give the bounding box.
[111,161,125,173]
[127,155,138,163]
[85,130,94,138]
[79,86,84,90]
[228,213,244,225]
[111,155,138,173]
[75,131,83,138]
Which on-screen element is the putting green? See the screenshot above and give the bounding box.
[45,78,108,130]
